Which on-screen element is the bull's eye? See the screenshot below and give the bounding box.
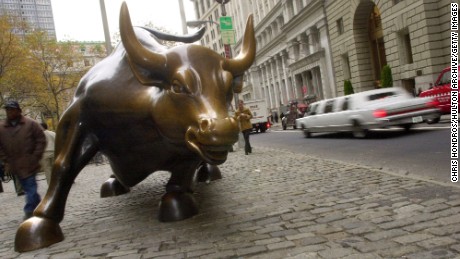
[171,81,190,94]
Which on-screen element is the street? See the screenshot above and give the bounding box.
[1,131,460,258]
[252,119,451,184]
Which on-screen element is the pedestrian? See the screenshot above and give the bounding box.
[10,165,24,196]
[0,100,46,220]
[235,100,253,155]
[40,122,56,185]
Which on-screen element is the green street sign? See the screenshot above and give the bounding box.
[219,16,233,31]
[221,30,236,45]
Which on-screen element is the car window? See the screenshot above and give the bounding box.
[342,98,349,111]
[306,103,318,116]
[324,100,335,113]
[437,70,451,85]
[368,91,397,101]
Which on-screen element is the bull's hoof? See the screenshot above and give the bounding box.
[197,164,222,183]
[100,177,130,198]
[15,217,64,252]
[159,191,198,222]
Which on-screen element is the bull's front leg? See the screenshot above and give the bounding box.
[196,162,222,183]
[158,159,202,222]
[15,106,98,252]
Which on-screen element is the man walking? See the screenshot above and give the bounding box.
[0,100,46,220]
[235,100,253,155]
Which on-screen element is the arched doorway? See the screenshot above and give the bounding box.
[353,1,387,89]
[369,5,387,87]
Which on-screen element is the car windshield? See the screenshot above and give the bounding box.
[437,70,451,85]
[367,91,397,101]
[305,104,317,116]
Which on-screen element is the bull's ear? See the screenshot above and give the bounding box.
[129,61,166,86]
[120,2,167,86]
[233,76,243,93]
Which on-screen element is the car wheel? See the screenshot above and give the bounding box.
[301,125,311,138]
[402,124,412,132]
[352,120,367,138]
[293,125,297,130]
[426,116,441,124]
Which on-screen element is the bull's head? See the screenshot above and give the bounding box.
[119,2,256,165]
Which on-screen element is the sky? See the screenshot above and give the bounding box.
[49,0,197,42]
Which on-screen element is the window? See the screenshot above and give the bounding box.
[336,18,344,35]
[438,71,451,85]
[306,103,318,116]
[368,91,397,101]
[342,54,351,80]
[399,30,413,64]
[341,98,349,111]
[324,100,335,113]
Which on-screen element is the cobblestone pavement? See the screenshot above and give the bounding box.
[1,147,460,258]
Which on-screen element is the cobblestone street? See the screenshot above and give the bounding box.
[1,147,460,258]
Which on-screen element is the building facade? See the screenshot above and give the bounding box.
[191,0,336,114]
[326,0,453,95]
[0,0,56,39]
[191,0,453,114]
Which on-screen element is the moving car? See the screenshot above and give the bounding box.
[295,87,441,138]
[419,66,457,123]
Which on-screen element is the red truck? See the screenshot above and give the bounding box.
[419,66,457,123]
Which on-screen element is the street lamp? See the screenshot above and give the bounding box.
[99,0,112,55]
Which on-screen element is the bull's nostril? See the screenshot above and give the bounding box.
[200,119,210,131]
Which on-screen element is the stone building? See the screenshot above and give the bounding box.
[191,0,453,113]
[326,0,453,95]
[191,0,336,114]
[0,0,56,39]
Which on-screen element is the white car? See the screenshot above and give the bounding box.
[295,87,441,138]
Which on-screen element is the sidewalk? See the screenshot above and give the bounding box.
[1,147,459,258]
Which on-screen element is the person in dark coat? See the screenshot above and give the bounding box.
[0,100,46,219]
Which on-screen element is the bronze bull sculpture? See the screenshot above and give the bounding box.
[15,2,255,252]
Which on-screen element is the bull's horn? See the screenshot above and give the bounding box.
[120,2,167,82]
[223,15,256,76]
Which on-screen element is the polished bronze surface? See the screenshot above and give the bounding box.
[197,163,223,183]
[100,176,130,198]
[14,1,255,252]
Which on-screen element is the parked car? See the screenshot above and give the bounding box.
[419,66,457,123]
[295,87,441,138]
[245,99,270,133]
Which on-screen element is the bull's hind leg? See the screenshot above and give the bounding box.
[159,159,202,222]
[15,104,99,252]
[100,174,130,198]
